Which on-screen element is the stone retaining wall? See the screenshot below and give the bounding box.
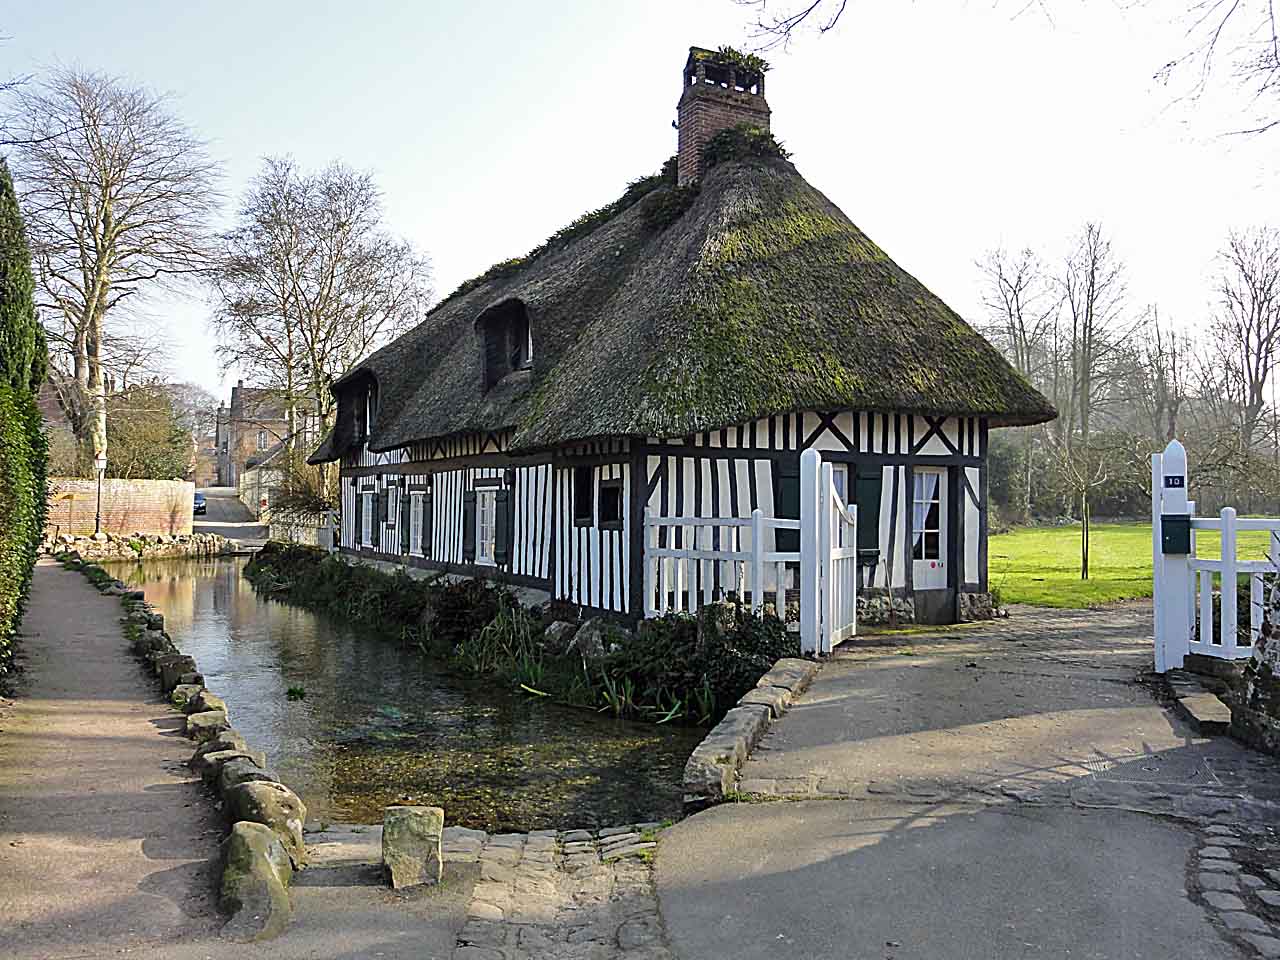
[46,477,195,537]
[682,656,820,807]
[59,555,305,942]
[46,532,235,562]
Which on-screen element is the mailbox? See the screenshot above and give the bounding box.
[1161,514,1192,555]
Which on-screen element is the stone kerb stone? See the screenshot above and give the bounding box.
[156,654,199,693]
[219,820,294,942]
[382,805,445,889]
[186,709,231,742]
[224,780,308,869]
[683,655,821,805]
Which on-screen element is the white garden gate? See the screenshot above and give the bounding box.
[1152,439,1279,672]
[642,448,859,655]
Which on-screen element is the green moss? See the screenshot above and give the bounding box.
[701,125,790,172]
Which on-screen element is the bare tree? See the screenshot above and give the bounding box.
[5,68,219,473]
[210,157,432,505]
[1132,307,1190,445]
[977,247,1059,520]
[1210,227,1280,449]
[1054,223,1131,577]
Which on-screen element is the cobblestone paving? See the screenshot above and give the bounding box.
[445,823,672,960]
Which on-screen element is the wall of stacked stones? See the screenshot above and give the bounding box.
[47,532,234,562]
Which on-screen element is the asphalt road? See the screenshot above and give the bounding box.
[193,486,267,547]
[657,605,1262,960]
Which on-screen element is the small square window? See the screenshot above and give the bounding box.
[573,465,593,525]
[599,479,623,529]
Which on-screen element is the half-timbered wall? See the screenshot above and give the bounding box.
[553,461,631,614]
[644,412,987,594]
[337,457,552,582]
[336,411,990,619]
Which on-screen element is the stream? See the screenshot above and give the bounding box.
[111,556,702,831]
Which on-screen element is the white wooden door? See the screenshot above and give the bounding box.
[912,468,948,590]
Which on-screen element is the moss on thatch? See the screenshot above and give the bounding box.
[312,156,1054,464]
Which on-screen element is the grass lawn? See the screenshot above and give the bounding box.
[988,521,1274,608]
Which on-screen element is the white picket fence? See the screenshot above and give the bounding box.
[1153,439,1277,671]
[642,448,858,655]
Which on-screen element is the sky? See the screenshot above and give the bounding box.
[5,0,1278,402]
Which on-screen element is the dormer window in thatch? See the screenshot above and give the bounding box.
[351,375,378,442]
[478,299,533,392]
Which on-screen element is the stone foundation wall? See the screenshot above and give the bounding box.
[1231,639,1280,754]
[46,477,195,537]
[47,532,235,563]
[958,592,997,622]
[858,592,915,626]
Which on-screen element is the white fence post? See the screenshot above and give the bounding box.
[1222,506,1238,658]
[1154,439,1190,672]
[819,461,835,655]
[750,508,764,614]
[800,449,820,654]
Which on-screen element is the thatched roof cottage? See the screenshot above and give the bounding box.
[310,46,1054,636]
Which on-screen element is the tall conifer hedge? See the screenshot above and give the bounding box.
[0,158,49,673]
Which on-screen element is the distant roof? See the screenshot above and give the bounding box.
[312,156,1054,464]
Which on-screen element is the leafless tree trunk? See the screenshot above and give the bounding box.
[5,68,219,472]
[210,157,432,508]
[1058,223,1130,578]
[1212,227,1280,450]
[978,246,1060,520]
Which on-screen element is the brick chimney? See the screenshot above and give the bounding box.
[676,47,771,186]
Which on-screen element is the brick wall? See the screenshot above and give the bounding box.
[677,85,771,185]
[46,478,195,537]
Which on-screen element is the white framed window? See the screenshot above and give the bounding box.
[409,492,424,556]
[830,463,848,547]
[476,488,497,566]
[361,490,375,547]
[912,471,942,561]
[257,429,269,450]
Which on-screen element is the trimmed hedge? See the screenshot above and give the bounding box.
[0,158,48,675]
[0,385,47,672]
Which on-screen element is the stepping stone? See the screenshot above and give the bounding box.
[1258,890,1280,907]
[1201,846,1233,859]
[598,825,634,838]
[1222,911,1269,933]
[1202,872,1238,891]
[1244,933,1280,958]
[1204,891,1246,911]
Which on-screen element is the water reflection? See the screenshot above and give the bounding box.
[112,557,701,830]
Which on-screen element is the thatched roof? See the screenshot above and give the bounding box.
[312,156,1054,464]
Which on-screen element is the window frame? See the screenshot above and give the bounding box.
[408,491,425,557]
[598,477,624,531]
[476,487,498,566]
[572,465,594,527]
[360,487,376,547]
[912,470,943,562]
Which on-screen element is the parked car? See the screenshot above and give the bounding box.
[193,492,207,515]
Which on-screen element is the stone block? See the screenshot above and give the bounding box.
[177,671,204,687]
[382,805,445,889]
[739,685,790,718]
[170,683,203,709]
[219,820,293,942]
[187,689,228,717]
[219,758,279,794]
[757,657,819,695]
[156,654,199,693]
[186,709,230,743]
[195,748,266,784]
[190,729,250,767]
[225,781,308,869]
[542,620,579,654]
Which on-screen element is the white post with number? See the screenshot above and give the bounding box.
[1154,439,1190,672]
